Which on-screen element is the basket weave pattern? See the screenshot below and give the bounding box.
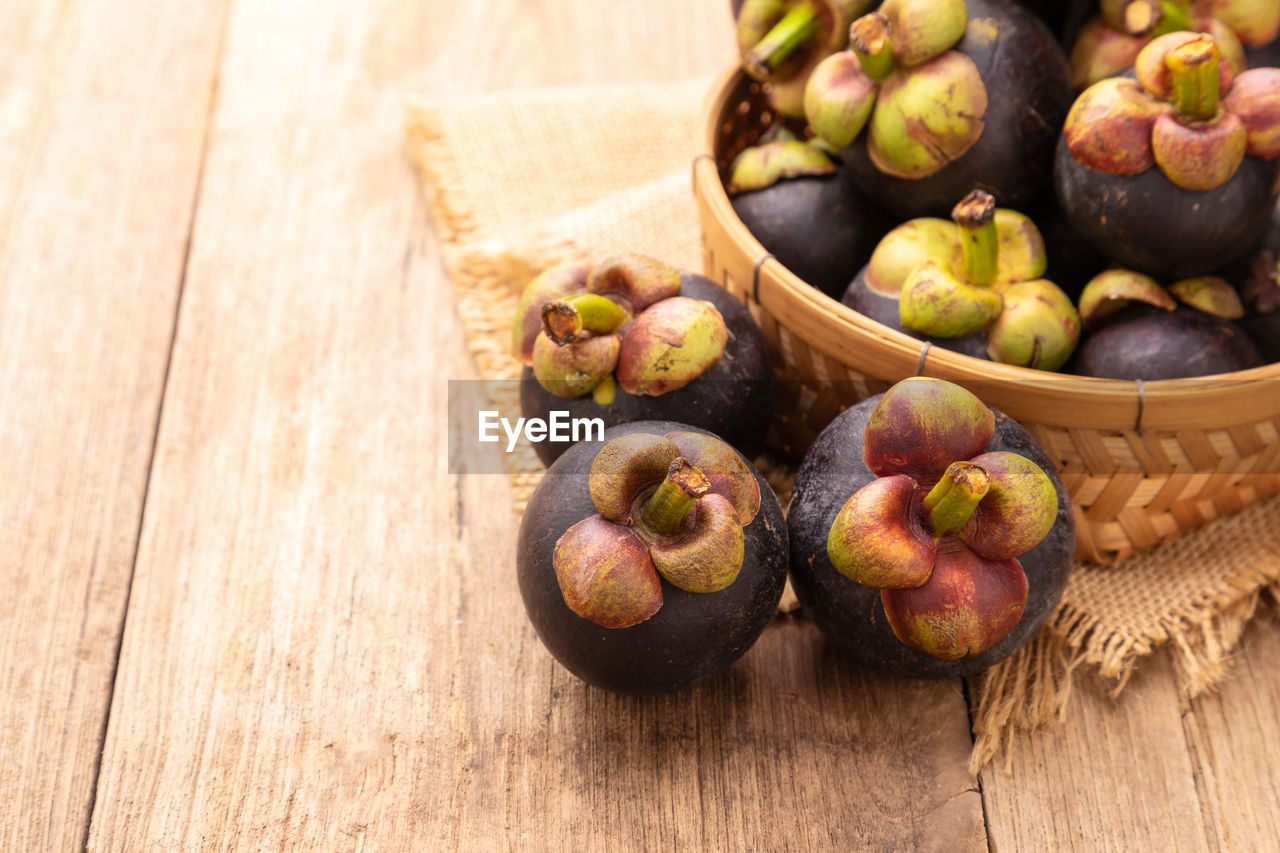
[694,69,1280,564]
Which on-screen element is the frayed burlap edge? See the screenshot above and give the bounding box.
[969,532,1280,776]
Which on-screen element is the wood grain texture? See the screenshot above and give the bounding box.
[86,0,986,849]
[0,0,226,849]
[1179,607,1280,852]
[981,654,1212,852]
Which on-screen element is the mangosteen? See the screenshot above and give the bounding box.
[727,138,892,299]
[1074,269,1263,378]
[736,0,871,118]
[842,189,1081,370]
[1068,1,1248,91]
[1056,33,1280,278]
[517,420,788,692]
[787,377,1075,677]
[1238,232,1280,363]
[803,0,1072,217]
[513,254,775,466]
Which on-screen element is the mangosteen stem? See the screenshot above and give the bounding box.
[1151,0,1192,37]
[1103,0,1160,36]
[952,190,999,288]
[851,13,895,82]
[1167,35,1220,122]
[541,294,628,345]
[923,462,991,537]
[641,458,710,535]
[744,1,822,79]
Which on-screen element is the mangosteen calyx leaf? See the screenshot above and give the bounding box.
[1066,32,1280,192]
[515,255,731,401]
[553,432,762,628]
[825,378,1055,659]
[803,1,986,178]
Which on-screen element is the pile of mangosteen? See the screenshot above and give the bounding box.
[730,0,1280,378]
[506,0,1280,695]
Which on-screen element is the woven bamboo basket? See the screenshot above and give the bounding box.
[692,65,1280,564]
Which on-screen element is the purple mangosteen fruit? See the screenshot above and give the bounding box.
[736,0,873,118]
[517,421,788,692]
[803,0,1072,217]
[727,138,893,300]
[841,190,1081,370]
[787,377,1075,677]
[1074,269,1263,378]
[1056,33,1280,278]
[513,255,775,466]
[1237,209,1280,363]
[1068,1,1248,91]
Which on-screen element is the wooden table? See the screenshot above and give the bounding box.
[3,1,1278,849]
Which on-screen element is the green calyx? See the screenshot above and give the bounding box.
[867,50,988,180]
[1077,269,1178,330]
[804,0,978,179]
[726,139,837,195]
[898,191,1003,339]
[899,260,1004,338]
[1169,275,1245,318]
[804,51,879,149]
[923,461,991,536]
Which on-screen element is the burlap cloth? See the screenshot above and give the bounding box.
[405,79,1280,772]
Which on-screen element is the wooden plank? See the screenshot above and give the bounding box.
[981,654,1212,851]
[1179,608,1280,852]
[88,0,983,848]
[0,1,226,850]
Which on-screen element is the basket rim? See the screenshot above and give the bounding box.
[695,63,1280,432]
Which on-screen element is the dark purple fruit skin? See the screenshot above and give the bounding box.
[521,274,775,466]
[1076,306,1264,379]
[1026,194,1110,302]
[1246,40,1280,69]
[840,267,991,360]
[517,420,789,693]
[843,0,1072,218]
[1230,195,1280,364]
[1054,137,1280,279]
[787,398,1074,678]
[731,167,893,300]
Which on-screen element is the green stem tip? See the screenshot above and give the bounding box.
[923,461,991,537]
[1151,0,1193,38]
[541,293,628,345]
[952,190,999,287]
[1103,0,1160,36]
[745,1,822,79]
[851,12,895,81]
[641,458,709,535]
[1166,34,1220,122]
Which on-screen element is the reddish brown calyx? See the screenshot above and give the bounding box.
[827,377,1057,659]
[554,432,762,628]
[1066,31,1280,191]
